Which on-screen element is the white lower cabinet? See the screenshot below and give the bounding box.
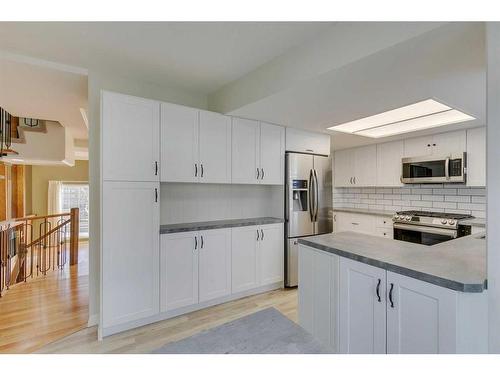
[298,246,338,350]
[299,245,488,354]
[334,211,393,239]
[339,257,387,354]
[231,223,284,293]
[161,223,284,315]
[102,181,160,329]
[386,271,456,354]
[198,229,232,302]
[160,231,198,311]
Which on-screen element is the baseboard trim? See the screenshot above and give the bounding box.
[87,314,99,327]
[101,282,283,338]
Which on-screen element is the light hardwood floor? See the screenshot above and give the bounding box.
[38,287,298,354]
[0,242,89,353]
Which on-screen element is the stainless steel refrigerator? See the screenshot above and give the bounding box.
[285,152,333,287]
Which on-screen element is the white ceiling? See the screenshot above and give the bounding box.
[0,22,332,94]
[229,23,486,149]
[0,57,88,139]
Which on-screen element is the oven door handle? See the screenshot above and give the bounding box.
[393,223,457,238]
[445,157,450,180]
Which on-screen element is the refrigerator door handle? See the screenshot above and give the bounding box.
[313,169,319,222]
[308,169,314,222]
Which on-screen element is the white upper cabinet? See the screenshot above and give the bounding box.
[376,140,404,187]
[404,130,466,157]
[198,111,232,183]
[466,127,486,187]
[285,127,331,156]
[161,102,199,183]
[259,122,285,185]
[160,231,199,312]
[232,118,284,185]
[339,257,387,354]
[102,91,160,182]
[334,149,354,187]
[386,271,457,354]
[334,145,377,187]
[102,181,160,328]
[198,228,232,303]
[161,104,232,183]
[232,118,260,184]
[354,145,377,186]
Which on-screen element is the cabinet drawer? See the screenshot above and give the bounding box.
[373,216,393,228]
[374,227,393,239]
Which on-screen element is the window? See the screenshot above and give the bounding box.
[60,183,89,238]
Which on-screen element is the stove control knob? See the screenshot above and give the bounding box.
[448,220,456,225]
[405,216,412,221]
[441,219,448,224]
[394,215,400,221]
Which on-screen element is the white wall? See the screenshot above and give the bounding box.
[161,183,283,224]
[487,23,500,353]
[88,69,207,327]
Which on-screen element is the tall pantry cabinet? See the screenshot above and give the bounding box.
[101,91,161,335]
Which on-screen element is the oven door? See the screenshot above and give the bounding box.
[401,153,465,184]
[393,223,457,246]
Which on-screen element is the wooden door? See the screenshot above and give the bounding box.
[102,181,160,329]
[160,232,199,312]
[102,91,160,182]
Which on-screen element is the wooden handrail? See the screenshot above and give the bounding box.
[25,219,70,248]
[14,213,70,222]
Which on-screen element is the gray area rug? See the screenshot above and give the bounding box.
[153,307,331,354]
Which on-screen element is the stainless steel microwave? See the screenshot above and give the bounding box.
[401,153,466,184]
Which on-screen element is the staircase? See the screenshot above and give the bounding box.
[0,208,80,298]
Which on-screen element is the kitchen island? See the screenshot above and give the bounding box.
[297,231,488,354]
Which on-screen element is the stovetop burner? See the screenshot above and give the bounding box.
[395,210,473,220]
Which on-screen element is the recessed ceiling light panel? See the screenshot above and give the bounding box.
[327,99,475,138]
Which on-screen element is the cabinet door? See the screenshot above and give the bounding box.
[386,271,457,354]
[432,130,466,156]
[161,102,199,182]
[231,225,259,293]
[259,224,284,285]
[334,149,354,187]
[198,228,232,302]
[298,245,339,350]
[102,92,160,181]
[404,136,433,157]
[354,145,377,186]
[466,127,486,187]
[199,111,232,183]
[335,212,352,233]
[285,127,331,155]
[339,257,386,354]
[160,232,199,312]
[259,122,285,185]
[232,118,260,184]
[376,141,404,187]
[102,181,160,328]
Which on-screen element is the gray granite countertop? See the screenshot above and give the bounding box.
[160,217,284,234]
[333,207,395,217]
[299,231,486,293]
[459,217,486,228]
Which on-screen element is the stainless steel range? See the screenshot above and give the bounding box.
[393,210,472,246]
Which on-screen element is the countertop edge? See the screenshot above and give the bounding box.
[298,238,486,293]
[160,217,284,234]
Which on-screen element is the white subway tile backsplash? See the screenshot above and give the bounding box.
[457,203,486,211]
[421,195,444,202]
[444,195,471,203]
[472,196,487,203]
[412,200,433,208]
[435,188,457,195]
[432,201,457,209]
[412,188,433,195]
